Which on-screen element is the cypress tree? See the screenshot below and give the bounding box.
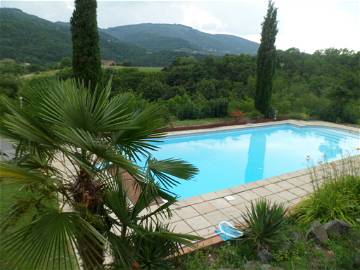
[70,0,101,88]
[255,1,278,118]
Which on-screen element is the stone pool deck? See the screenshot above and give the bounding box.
[161,120,360,245]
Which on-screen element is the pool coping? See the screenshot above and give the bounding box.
[156,120,359,249]
[169,155,360,255]
[166,119,360,137]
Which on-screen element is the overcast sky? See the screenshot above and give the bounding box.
[2,0,360,53]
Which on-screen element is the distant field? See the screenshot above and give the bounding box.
[21,69,60,79]
[21,65,163,79]
[105,65,163,72]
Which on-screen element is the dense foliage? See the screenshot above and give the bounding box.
[99,48,360,124]
[294,175,360,225]
[0,79,199,269]
[2,48,360,124]
[255,1,278,117]
[71,0,102,87]
[177,224,360,269]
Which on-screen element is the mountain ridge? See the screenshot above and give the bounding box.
[0,8,259,66]
[105,23,259,55]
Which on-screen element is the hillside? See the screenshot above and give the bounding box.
[105,23,259,55]
[0,8,259,66]
[0,8,154,65]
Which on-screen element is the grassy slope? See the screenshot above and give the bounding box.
[176,225,360,270]
[104,65,163,72]
[169,117,231,128]
[21,65,162,79]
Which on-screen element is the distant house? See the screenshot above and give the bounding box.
[101,60,117,66]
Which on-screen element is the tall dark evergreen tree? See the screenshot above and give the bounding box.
[70,0,101,88]
[255,1,278,117]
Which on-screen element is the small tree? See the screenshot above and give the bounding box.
[71,0,102,88]
[255,1,278,118]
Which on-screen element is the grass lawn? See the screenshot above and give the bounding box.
[21,69,60,79]
[169,117,231,128]
[104,65,163,72]
[21,65,162,80]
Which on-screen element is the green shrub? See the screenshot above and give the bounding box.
[241,199,287,250]
[132,224,187,270]
[293,175,360,225]
[282,112,310,120]
[247,110,263,119]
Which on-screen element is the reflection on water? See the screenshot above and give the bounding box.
[319,134,342,161]
[245,132,266,183]
[146,125,359,199]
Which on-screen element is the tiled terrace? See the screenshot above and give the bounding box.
[168,168,319,238]
[161,120,360,246]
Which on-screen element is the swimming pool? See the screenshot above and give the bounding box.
[148,124,359,199]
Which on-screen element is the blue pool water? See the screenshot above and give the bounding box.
[146,124,359,199]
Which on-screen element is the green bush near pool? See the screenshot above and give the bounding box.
[293,175,360,225]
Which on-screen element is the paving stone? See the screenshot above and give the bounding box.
[183,196,205,205]
[291,170,308,177]
[276,181,295,190]
[230,184,249,193]
[228,194,248,206]
[234,203,249,218]
[215,189,233,198]
[186,215,212,231]
[286,177,306,187]
[171,200,190,209]
[203,211,228,226]
[252,187,273,197]
[265,194,287,205]
[244,182,261,189]
[191,202,217,215]
[158,212,181,224]
[220,206,243,219]
[296,175,313,184]
[279,173,294,180]
[196,226,216,238]
[266,176,283,184]
[301,183,315,193]
[289,187,309,197]
[209,198,232,210]
[238,190,259,201]
[169,212,182,223]
[289,197,302,206]
[200,192,220,201]
[264,183,284,193]
[277,190,299,201]
[171,220,193,234]
[175,206,199,219]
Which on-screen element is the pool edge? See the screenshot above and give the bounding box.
[166,120,360,137]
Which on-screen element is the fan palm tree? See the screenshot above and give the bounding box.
[0,79,199,270]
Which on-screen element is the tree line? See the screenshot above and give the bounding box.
[2,47,360,124]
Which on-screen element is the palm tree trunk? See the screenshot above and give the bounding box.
[72,168,106,269]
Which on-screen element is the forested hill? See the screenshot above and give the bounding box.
[0,8,258,66]
[0,8,162,66]
[105,23,259,55]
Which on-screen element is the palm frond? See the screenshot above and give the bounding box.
[1,210,106,270]
[0,162,58,188]
[146,157,198,189]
